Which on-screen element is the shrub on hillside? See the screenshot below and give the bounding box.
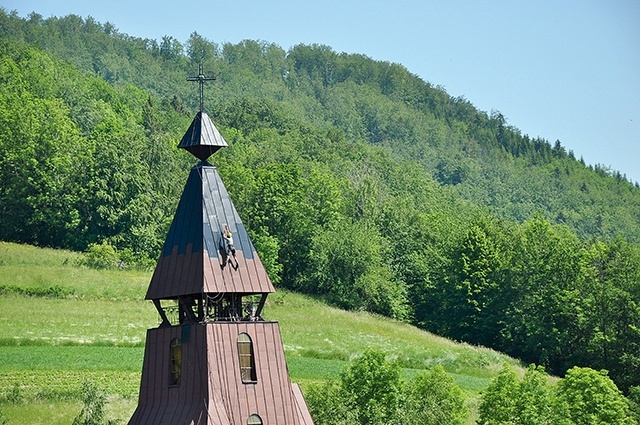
[79,242,154,270]
[80,242,120,270]
[72,380,118,425]
[479,364,635,424]
[306,349,469,425]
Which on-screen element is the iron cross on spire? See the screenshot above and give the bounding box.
[187,64,216,112]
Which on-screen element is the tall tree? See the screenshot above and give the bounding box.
[186,31,217,65]
[447,216,508,346]
[555,367,634,424]
[339,349,402,425]
[580,239,640,392]
[401,365,469,425]
[502,216,584,374]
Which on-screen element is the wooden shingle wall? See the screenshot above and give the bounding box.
[129,323,303,425]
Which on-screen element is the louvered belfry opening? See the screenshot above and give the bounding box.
[128,68,314,425]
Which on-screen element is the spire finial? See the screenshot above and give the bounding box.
[187,64,216,112]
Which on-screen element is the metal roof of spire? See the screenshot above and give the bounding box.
[178,65,228,161]
[145,163,275,299]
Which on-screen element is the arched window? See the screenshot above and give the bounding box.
[247,414,263,424]
[237,332,257,382]
[170,337,182,386]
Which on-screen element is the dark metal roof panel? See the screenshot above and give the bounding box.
[146,165,275,299]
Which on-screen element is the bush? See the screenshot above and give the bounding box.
[81,242,120,270]
[401,365,469,425]
[305,220,408,319]
[251,231,283,284]
[72,380,118,425]
[340,349,402,425]
[305,381,358,425]
[306,349,469,425]
[629,386,640,423]
[555,367,634,425]
[479,365,636,424]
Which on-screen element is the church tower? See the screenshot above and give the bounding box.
[129,67,314,425]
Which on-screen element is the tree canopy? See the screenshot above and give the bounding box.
[1,8,639,394]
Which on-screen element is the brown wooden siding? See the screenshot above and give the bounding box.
[129,323,304,425]
[292,384,315,425]
[205,322,301,425]
[129,326,222,425]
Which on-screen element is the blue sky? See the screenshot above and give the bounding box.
[4,0,639,184]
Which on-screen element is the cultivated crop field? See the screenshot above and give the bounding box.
[0,242,523,424]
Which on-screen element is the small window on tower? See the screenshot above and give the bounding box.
[247,414,263,424]
[237,332,257,383]
[170,337,182,386]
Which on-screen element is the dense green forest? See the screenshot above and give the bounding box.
[1,8,639,396]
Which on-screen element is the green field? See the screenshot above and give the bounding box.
[0,241,524,423]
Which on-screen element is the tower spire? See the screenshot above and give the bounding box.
[129,66,314,425]
[187,64,215,112]
[179,66,228,161]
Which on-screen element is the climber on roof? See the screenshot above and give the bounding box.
[222,224,237,258]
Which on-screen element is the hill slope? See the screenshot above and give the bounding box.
[1,8,639,395]
[0,241,524,423]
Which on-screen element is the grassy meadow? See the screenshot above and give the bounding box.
[0,241,525,424]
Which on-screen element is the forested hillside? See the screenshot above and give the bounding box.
[1,9,639,394]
